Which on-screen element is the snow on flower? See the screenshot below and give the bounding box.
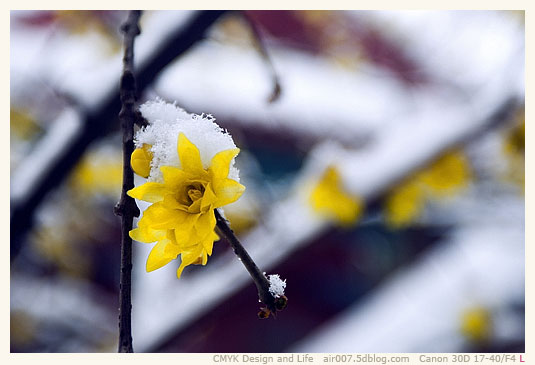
[128,99,245,278]
[268,274,286,298]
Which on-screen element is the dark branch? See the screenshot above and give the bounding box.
[10,10,228,261]
[115,10,142,353]
[242,12,281,103]
[214,209,287,318]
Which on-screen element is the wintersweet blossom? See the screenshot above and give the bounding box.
[502,113,524,191]
[130,144,153,178]
[309,166,362,226]
[71,146,122,197]
[128,100,245,278]
[384,150,471,227]
[460,306,493,343]
[418,151,471,197]
[384,178,425,227]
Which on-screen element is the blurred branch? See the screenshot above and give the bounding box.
[215,209,287,317]
[10,10,228,261]
[114,10,142,353]
[367,96,520,204]
[11,274,118,352]
[242,11,281,103]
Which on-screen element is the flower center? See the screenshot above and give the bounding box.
[188,188,203,202]
[183,182,205,206]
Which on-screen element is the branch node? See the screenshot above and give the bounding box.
[120,71,137,95]
[134,110,149,127]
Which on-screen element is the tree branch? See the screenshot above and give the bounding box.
[242,11,281,103]
[115,10,142,353]
[10,10,228,261]
[214,209,287,318]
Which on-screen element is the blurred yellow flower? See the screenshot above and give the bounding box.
[460,306,493,344]
[419,151,471,197]
[54,11,121,54]
[71,150,122,197]
[385,150,471,227]
[128,133,245,278]
[131,144,153,178]
[502,111,524,192]
[384,179,425,227]
[503,119,525,156]
[310,166,363,226]
[10,107,41,141]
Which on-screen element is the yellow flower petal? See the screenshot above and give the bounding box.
[174,213,201,247]
[200,183,218,211]
[209,148,240,181]
[141,203,190,230]
[127,182,168,203]
[201,231,219,256]
[161,165,206,191]
[178,133,204,174]
[213,179,246,207]
[176,246,206,278]
[131,144,153,178]
[129,220,168,243]
[146,238,179,272]
[129,227,151,243]
[160,194,187,211]
[194,210,216,241]
[187,198,203,214]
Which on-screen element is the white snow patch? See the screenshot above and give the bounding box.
[268,274,287,298]
[136,98,240,182]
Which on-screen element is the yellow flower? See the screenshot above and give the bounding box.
[309,166,363,226]
[128,133,245,278]
[503,119,525,156]
[10,107,41,141]
[460,306,493,344]
[419,151,471,197]
[131,144,153,178]
[384,150,471,228]
[502,112,524,192]
[70,149,122,197]
[384,178,425,227]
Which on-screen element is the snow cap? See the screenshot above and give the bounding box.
[135,98,239,182]
[268,274,287,298]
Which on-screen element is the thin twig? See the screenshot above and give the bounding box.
[242,12,281,103]
[214,209,287,317]
[115,10,142,353]
[11,10,228,261]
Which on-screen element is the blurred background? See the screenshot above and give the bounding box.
[10,10,524,353]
